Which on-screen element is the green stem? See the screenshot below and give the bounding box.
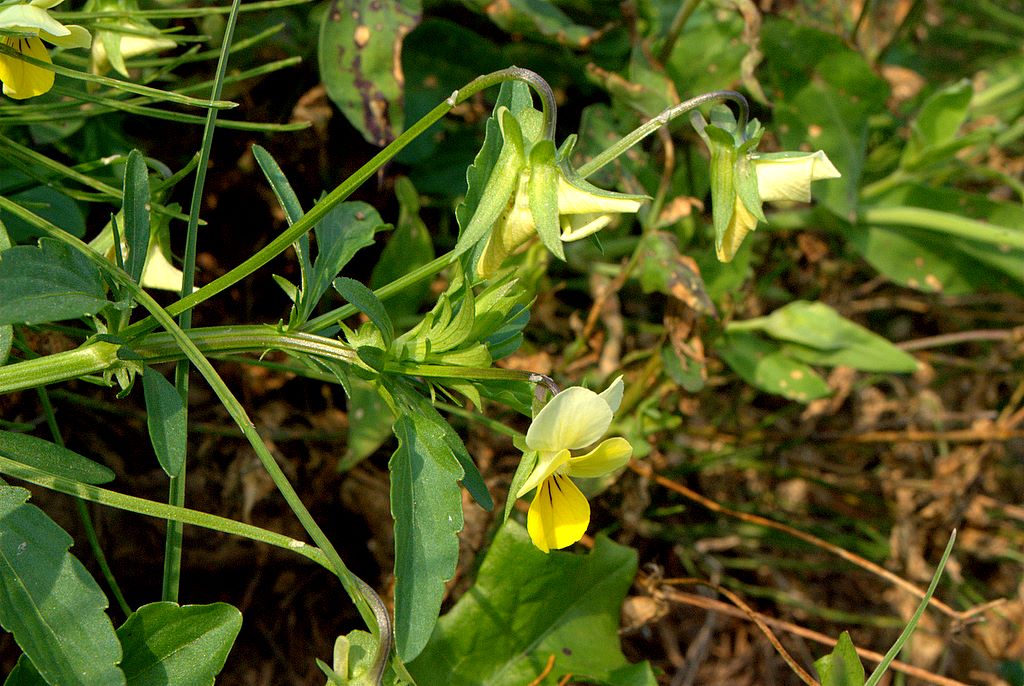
[577,90,749,179]
[657,0,703,64]
[0,455,331,570]
[163,0,242,606]
[118,67,556,342]
[860,206,1024,250]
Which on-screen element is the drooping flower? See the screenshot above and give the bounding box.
[457,106,647,279]
[515,376,633,552]
[692,107,840,262]
[0,0,90,99]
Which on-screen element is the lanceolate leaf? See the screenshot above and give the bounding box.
[0,220,11,366]
[122,150,151,285]
[0,482,124,686]
[0,431,114,484]
[142,366,187,478]
[117,602,242,686]
[408,521,656,686]
[0,237,108,326]
[334,277,395,349]
[388,384,465,662]
[814,632,865,686]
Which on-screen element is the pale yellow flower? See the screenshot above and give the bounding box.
[0,0,90,99]
[516,377,632,552]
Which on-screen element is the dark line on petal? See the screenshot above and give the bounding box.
[552,474,565,494]
[546,480,554,506]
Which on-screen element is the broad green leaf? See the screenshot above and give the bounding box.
[370,176,435,321]
[142,367,187,478]
[0,237,108,326]
[334,277,395,349]
[814,632,865,686]
[295,201,386,326]
[731,301,918,373]
[717,330,831,403]
[116,602,242,686]
[409,520,656,686]
[761,20,887,217]
[318,0,422,146]
[122,150,150,284]
[588,46,676,118]
[0,431,114,484]
[388,384,465,662]
[663,4,745,96]
[0,482,124,686]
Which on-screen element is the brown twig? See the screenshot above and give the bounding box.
[655,586,971,686]
[667,577,820,686]
[526,654,556,686]
[630,458,964,619]
[897,328,1018,351]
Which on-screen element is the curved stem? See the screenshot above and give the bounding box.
[577,90,749,179]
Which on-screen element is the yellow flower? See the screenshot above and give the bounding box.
[753,151,841,204]
[0,0,90,99]
[515,376,633,552]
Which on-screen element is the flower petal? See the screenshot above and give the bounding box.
[597,375,624,413]
[556,174,645,215]
[30,0,65,10]
[0,36,54,99]
[754,151,841,203]
[526,474,590,552]
[566,437,632,478]
[559,213,611,242]
[0,4,67,35]
[526,386,612,452]
[515,448,569,499]
[717,194,758,262]
[42,24,90,49]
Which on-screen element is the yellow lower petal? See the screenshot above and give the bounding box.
[526,474,590,553]
[0,36,54,99]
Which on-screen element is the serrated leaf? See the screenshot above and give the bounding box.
[733,301,917,373]
[814,632,865,686]
[116,602,242,686]
[0,431,114,484]
[717,330,831,402]
[295,202,386,326]
[142,366,187,478]
[408,520,656,686]
[0,238,108,326]
[122,150,150,284]
[388,385,465,662]
[0,482,124,686]
[318,0,422,146]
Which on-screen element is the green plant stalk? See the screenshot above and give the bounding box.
[577,90,750,179]
[861,206,1024,249]
[35,387,131,618]
[657,0,703,64]
[0,455,330,570]
[54,0,311,20]
[118,67,557,343]
[0,325,556,394]
[163,0,241,606]
[0,198,381,647]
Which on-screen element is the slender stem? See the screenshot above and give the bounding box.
[35,388,131,618]
[163,0,242,606]
[577,90,749,179]
[118,67,556,342]
[657,0,704,64]
[0,455,331,570]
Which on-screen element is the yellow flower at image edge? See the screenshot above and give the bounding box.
[0,0,90,99]
[516,377,633,553]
